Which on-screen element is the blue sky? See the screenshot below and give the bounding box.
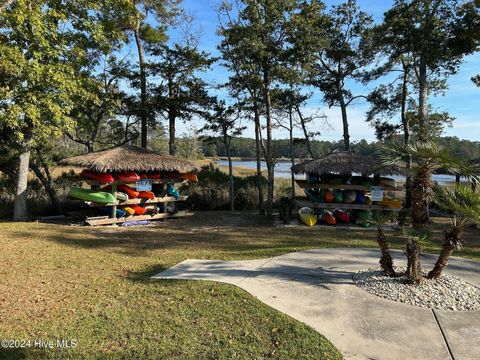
[163,0,480,142]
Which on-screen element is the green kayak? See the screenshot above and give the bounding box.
[68,187,116,204]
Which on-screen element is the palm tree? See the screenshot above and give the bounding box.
[428,185,480,279]
[383,141,477,227]
[369,210,397,277]
[382,141,479,283]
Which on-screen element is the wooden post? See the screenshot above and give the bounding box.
[160,183,167,213]
[111,181,118,220]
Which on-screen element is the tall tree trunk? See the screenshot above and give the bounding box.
[87,140,94,153]
[428,226,460,279]
[263,70,274,217]
[338,89,349,151]
[288,107,295,202]
[167,77,177,155]
[418,56,428,140]
[401,63,413,208]
[225,135,234,211]
[377,226,397,277]
[134,24,148,149]
[86,112,104,153]
[295,105,315,159]
[455,174,460,185]
[168,109,176,156]
[30,162,61,214]
[254,103,264,214]
[13,137,31,221]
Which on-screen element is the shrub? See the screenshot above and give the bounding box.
[277,197,292,224]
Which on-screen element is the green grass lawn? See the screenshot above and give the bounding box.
[0,211,479,359]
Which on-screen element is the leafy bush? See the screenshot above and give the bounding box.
[278,197,292,224]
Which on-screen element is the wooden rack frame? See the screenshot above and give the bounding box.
[295,179,403,212]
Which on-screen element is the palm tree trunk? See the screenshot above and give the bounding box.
[406,239,422,283]
[428,227,461,279]
[377,226,397,277]
[412,166,432,227]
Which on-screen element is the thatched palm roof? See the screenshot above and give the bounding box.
[291,151,404,176]
[59,145,199,173]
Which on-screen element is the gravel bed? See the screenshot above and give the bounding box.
[353,267,480,311]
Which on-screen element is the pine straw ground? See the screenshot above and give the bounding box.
[0,211,479,359]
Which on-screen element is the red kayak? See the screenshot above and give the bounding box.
[115,171,140,183]
[130,204,146,215]
[323,211,337,225]
[138,173,161,179]
[138,190,155,200]
[334,209,352,223]
[80,170,114,183]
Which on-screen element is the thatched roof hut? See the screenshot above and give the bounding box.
[291,151,404,176]
[59,145,199,173]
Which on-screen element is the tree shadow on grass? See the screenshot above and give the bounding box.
[13,222,386,260]
[0,347,29,360]
[126,264,169,282]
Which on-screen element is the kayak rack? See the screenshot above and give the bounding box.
[85,211,193,226]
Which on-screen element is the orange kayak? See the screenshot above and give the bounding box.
[323,211,337,225]
[324,189,335,203]
[180,173,198,182]
[130,204,146,215]
[117,184,139,198]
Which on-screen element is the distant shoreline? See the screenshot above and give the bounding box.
[214,157,301,163]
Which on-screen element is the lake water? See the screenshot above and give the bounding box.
[216,160,458,184]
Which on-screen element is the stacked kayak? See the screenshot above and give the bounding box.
[68,188,116,204]
[323,210,336,225]
[115,171,140,183]
[80,170,114,183]
[68,167,195,225]
[299,207,317,226]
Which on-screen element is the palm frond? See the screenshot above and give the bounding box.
[434,184,480,225]
[381,141,480,182]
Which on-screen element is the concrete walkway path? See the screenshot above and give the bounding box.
[152,248,480,360]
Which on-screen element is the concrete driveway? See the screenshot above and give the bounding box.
[152,248,480,360]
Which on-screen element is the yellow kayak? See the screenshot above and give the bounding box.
[121,206,136,216]
[299,207,317,226]
[379,198,402,209]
